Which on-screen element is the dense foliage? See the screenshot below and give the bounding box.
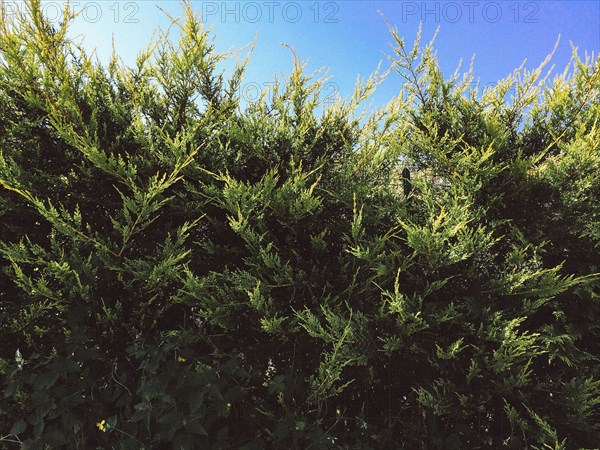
[1,1,599,448]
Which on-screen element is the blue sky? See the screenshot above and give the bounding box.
[20,1,600,110]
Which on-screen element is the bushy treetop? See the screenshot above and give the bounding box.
[1,1,599,448]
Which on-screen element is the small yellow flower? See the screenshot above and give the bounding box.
[336,408,341,415]
[96,419,107,432]
[226,402,232,408]
[178,356,186,363]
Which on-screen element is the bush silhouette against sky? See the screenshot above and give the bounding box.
[59,0,600,108]
[1,1,599,448]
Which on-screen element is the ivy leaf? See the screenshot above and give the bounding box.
[10,419,26,436]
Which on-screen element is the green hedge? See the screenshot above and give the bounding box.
[1,1,599,448]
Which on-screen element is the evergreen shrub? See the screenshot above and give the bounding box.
[1,1,599,448]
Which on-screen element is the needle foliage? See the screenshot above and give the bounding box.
[1,1,599,448]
